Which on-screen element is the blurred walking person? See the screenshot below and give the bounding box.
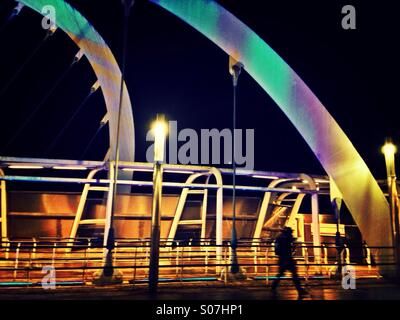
[271,227,307,298]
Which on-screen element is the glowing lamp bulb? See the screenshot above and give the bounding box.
[152,121,168,140]
[382,143,397,156]
[152,116,168,163]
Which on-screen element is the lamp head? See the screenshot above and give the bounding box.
[382,142,397,157]
[151,115,168,163]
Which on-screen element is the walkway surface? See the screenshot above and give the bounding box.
[1,279,400,300]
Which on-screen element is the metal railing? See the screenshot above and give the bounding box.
[0,237,390,287]
[0,157,338,279]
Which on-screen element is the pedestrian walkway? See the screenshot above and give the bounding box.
[0,279,399,300]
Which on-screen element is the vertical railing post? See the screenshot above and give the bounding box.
[51,243,57,268]
[365,244,372,272]
[304,243,309,282]
[27,249,32,284]
[253,245,258,274]
[32,238,37,261]
[323,244,329,274]
[0,169,8,242]
[175,242,180,276]
[14,242,21,281]
[133,245,137,286]
[82,246,88,283]
[211,168,223,276]
[265,246,269,285]
[205,242,209,274]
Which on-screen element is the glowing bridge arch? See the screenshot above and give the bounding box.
[150,0,391,250]
[19,0,135,162]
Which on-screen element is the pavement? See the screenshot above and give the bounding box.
[1,278,400,300]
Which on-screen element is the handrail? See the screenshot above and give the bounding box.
[0,240,389,287]
[0,175,324,195]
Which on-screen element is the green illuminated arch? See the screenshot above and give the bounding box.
[19,0,135,162]
[150,0,391,251]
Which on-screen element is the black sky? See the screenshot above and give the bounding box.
[0,0,399,179]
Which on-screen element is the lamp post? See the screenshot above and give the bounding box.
[95,0,134,285]
[149,115,167,293]
[382,140,400,278]
[332,197,343,278]
[229,57,244,276]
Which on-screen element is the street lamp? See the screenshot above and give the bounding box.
[152,117,168,163]
[228,56,245,278]
[332,197,343,278]
[382,142,397,162]
[94,0,134,285]
[149,115,168,293]
[382,140,400,278]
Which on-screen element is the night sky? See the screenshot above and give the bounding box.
[0,0,399,179]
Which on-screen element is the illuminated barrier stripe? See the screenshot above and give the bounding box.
[18,0,135,162]
[150,0,391,260]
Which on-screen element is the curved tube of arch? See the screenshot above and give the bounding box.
[19,0,135,162]
[167,168,223,272]
[253,178,290,243]
[150,0,391,252]
[167,172,205,242]
[67,168,103,249]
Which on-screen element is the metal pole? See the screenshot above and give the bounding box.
[383,141,400,278]
[0,169,7,241]
[102,0,134,278]
[148,115,167,292]
[333,198,343,278]
[391,177,400,279]
[149,161,163,292]
[229,58,243,275]
[311,193,322,265]
[303,174,322,270]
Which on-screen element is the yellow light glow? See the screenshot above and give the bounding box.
[152,119,168,141]
[151,116,168,163]
[382,142,397,156]
[165,170,194,174]
[8,165,44,170]
[252,175,279,180]
[122,168,153,172]
[53,166,87,170]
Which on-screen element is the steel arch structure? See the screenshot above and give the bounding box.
[149,0,391,253]
[18,0,135,162]
[15,0,391,260]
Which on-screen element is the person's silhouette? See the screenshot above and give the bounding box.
[271,227,307,298]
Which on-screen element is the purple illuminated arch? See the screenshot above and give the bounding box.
[19,0,135,162]
[150,0,391,251]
